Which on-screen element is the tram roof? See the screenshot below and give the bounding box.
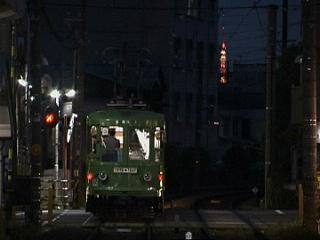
[87,108,165,127]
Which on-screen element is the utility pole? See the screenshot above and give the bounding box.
[302,0,318,232]
[0,19,12,240]
[28,0,42,225]
[264,5,277,209]
[10,22,17,179]
[193,42,204,191]
[54,97,59,207]
[282,0,288,54]
[72,0,86,207]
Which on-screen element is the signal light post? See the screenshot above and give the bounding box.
[49,89,76,207]
[49,90,62,207]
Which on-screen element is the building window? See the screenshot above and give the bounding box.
[197,41,204,67]
[241,119,251,138]
[208,43,214,74]
[233,118,239,137]
[173,92,181,122]
[208,0,216,20]
[174,0,186,16]
[209,94,215,106]
[208,94,215,118]
[185,93,193,122]
[173,37,182,67]
[222,117,230,137]
[173,37,181,57]
[187,0,200,17]
[186,39,194,69]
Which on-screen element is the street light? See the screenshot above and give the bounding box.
[65,89,76,98]
[17,76,32,175]
[49,89,61,99]
[17,78,28,88]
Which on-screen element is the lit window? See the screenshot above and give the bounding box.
[100,126,123,162]
[129,128,150,160]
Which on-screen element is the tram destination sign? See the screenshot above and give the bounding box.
[113,167,138,174]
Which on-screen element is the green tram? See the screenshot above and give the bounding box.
[85,105,166,218]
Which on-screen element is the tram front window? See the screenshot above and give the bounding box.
[100,126,123,162]
[129,128,150,160]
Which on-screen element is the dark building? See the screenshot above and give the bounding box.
[218,63,266,164]
[42,0,220,166]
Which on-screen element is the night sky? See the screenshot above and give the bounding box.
[219,0,301,67]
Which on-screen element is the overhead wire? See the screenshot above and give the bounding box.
[227,0,262,43]
[41,1,301,71]
[39,0,80,50]
[44,1,301,11]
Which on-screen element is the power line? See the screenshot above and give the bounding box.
[39,0,78,50]
[227,0,263,43]
[45,2,301,11]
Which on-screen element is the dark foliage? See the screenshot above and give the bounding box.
[221,144,264,189]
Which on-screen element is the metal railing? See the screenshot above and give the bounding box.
[41,178,77,214]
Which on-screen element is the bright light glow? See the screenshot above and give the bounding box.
[86,172,94,182]
[219,41,228,85]
[18,77,28,87]
[65,89,76,98]
[157,174,164,182]
[45,113,57,124]
[49,89,61,99]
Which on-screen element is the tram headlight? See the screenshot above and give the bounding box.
[98,171,108,181]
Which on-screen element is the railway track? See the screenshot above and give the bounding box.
[82,218,154,240]
[81,211,214,240]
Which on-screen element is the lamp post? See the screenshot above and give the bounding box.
[17,76,32,175]
[49,89,61,206]
[49,88,76,208]
[63,89,76,207]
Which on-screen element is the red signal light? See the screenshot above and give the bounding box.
[157,174,164,182]
[87,172,94,182]
[45,113,56,124]
[43,106,59,128]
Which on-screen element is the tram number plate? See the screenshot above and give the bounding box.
[113,167,138,174]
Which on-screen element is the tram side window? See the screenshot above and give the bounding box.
[129,128,150,160]
[154,127,161,162]
[100,126,123,162]
[90,126,97,153]
[154,127,165,162]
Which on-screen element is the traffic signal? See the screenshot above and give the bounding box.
[43,105,59,128]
